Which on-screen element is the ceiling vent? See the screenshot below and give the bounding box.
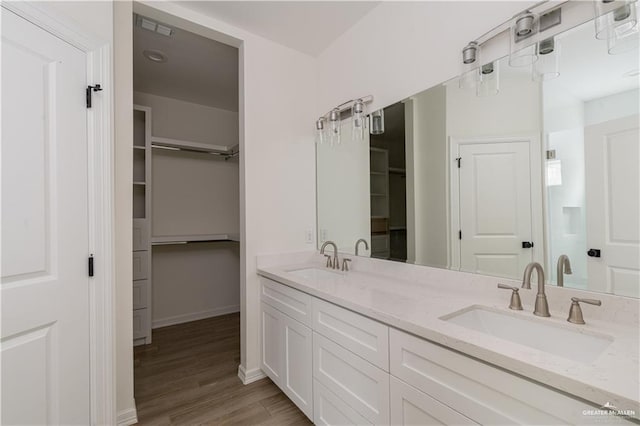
[135,14,173,37]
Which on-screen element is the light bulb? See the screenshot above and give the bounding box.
[329,108,341,145]
[370,109,385,135]
[352,99,366,141]
[315,117,325,144]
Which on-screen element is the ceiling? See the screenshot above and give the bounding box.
[133,15,239,111]
[180,1,381,56]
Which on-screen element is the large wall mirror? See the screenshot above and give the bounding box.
[316,10,639,298]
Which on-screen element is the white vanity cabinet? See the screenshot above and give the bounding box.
[260,279,313,420]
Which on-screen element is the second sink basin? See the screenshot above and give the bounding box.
[442,306,613,363]
[286,267,343,281]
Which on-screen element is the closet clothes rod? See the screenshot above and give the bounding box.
[152,239,238,246]
[152,144,239,160]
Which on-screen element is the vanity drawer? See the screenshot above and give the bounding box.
[132,251,149,281]
[390,329,602,425]
[312,298,389,371]
[132,279,149,310]
[390,376,477,425]
[261,277,312,327]
[313,332,389,424]
[314,380,372,426]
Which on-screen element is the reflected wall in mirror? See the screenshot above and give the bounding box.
[316,15,639,298]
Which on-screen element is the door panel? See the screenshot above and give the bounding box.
[1,9,90,424]
[459,141,533,279]
[585,115,640,297]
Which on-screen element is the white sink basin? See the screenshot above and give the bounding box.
[442,306,613,363]
[286,267,343,281]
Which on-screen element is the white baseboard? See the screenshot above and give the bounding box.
[116,407,138,426]
[238,364,266,385]
[152,304,240,329]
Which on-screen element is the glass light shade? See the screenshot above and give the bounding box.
[370,109,385,135]
[533,37,561,81]
[607,20,639,53]
[352,99,367,141]
[477,62,499,97]
[329,108,341,145]
[594,1,638,40]
[460,41,481,89]
[509,12,539,67]
[315,118,326,144]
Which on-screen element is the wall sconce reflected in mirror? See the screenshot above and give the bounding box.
[352,99,367,141]
[509,12,539,67]
[594,0,638,40]
[329,108,341,145]
[370,109,385,135]
[315,117,326,144]
[607,19,639,53]
[533,37,561,81]
[477,62,499,97]
[460,41,480,89]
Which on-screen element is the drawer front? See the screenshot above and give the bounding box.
[132,251,149,281]
[132,280,149,310]
[390,376,477,426]
[132,308,148,340]
[313,332,389,424]
[261,277,312,327]
[313,298,389,371]
[314,380,372,426]
[261,302,283,385]
[132,218,149,251]
[390,329,601,425]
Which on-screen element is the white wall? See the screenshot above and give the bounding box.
[133,2,318,384]
[134,92,238,146]
[584,88,640,126]
[152,242,240,327]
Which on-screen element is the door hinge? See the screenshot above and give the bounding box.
[459,230,462,240]
[88,254,94,277]
[86,84,103,108]
[456,157,461,168]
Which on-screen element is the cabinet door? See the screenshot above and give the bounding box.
[282,315,313,420]
[261,302,283,385]
[390,376,476,426]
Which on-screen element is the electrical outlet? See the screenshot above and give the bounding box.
[305,229,314,244]
[320,229,328,242]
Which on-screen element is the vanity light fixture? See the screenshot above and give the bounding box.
[533,37,561,81]
[352,99,367,141]
[607,18,639,54]
[509,12,539,67]
[459,41,481,89]
[314,95,374,146]
[594,0,638,40]
[370,109,385,135]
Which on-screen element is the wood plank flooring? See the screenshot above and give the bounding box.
[134,313,312,425]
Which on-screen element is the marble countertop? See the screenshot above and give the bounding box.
[257,257,640,415]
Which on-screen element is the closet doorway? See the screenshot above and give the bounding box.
[131,12,244,422]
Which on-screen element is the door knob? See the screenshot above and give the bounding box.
[522,241,534,249]
[587,249,601,258]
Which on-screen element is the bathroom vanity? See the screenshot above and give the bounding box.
[257,252,639,425]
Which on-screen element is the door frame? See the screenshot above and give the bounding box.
[2,3,115,425]
[449,134,545,273]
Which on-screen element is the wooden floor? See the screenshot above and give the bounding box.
[134,313,312,425]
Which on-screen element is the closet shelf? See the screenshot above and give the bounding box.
[151,136,238,156]
[151,233,240,245]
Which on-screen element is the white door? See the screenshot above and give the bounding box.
[1,9,90,425]
[458,141,534,279]
[585,115,640,297]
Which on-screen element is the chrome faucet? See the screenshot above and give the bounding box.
[556,255,572,287]
[320,241,339,270]
[355,238,369,256]
[522,262,550,317]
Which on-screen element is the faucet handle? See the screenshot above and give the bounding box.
[341,258,352,272]
[497,284,523,310]
[567,297,602,324]
[324,255,333,269]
